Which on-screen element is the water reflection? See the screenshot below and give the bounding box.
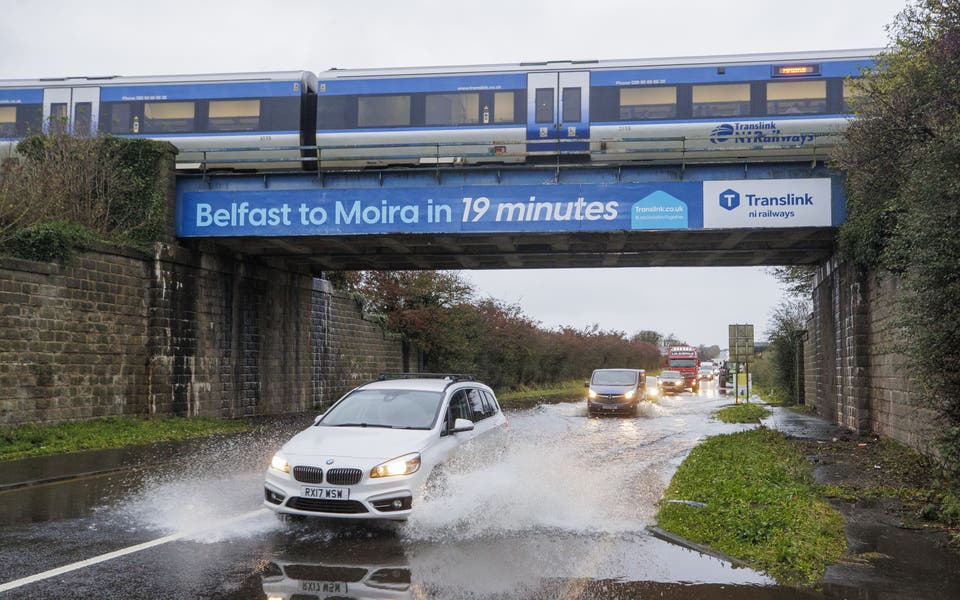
[260,532,412,600]
[256,526,834,600]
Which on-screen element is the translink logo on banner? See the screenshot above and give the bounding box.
[176,178,834,237]
[702,178,832,229]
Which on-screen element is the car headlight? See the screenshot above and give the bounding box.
[587,389,598,399]
[270,452,290,474]
[370,453,421,478]
[624,389,635,400]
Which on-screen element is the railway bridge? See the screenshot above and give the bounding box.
[174,160,844,272]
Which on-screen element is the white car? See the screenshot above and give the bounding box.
[264,374,507,520]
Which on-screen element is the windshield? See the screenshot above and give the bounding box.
[591,370,638,386]
[318,389,442,429]
[660,370,682,378]
[669,359,698,368]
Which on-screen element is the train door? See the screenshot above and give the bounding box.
[43,87,100,136]
[526,71,590,155]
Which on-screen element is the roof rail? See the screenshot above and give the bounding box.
[378,372,475,382]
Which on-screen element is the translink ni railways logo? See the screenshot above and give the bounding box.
[709,121,815,145]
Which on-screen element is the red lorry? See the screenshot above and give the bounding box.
[666,346,700,393]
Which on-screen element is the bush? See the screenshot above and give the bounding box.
[0,133,173,253]
[3,220,98,262]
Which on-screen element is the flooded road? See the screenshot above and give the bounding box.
[0,387,936,598]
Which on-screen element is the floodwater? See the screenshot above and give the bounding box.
[0,385,952,598]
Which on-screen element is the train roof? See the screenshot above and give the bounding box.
[0,71,318,90]
[319,48,881,79]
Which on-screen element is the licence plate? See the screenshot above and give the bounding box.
[302,486,349,500]
[302,581,347,593]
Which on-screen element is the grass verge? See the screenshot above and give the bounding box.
[714,403,771,423]
[0,416,254,461]
[656,427,846,586]
[497,379,585,406]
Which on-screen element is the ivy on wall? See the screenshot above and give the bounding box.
[1,133,175,261]
[833,0,960,493]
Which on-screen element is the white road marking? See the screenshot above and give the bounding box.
[0,508,270,594]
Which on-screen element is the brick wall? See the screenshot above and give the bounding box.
[805,259,939,455]
[0,244,403,426]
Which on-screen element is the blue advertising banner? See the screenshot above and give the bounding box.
[176,178,835,237]
[177,183,706,237]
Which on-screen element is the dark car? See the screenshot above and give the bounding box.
[586,368,646,416]
[657,370,686,395]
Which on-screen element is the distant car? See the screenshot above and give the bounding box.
[264,374,507,521]
[586,368,646,416]
[698,366,715,380]
[657,370,686,395]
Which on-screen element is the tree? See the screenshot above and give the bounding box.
[697,345,721,361]
[764,299,810,404]
[767,266,816,299]
[832,0,960,484]
[632,330,663,346]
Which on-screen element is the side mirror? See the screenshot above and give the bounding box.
[451,418,475,433]
[584,381,590,388]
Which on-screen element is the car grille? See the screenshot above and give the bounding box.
[597,394,625,402]
[286,497,369,513]
[326,468,363,485]
[293,466,324,484]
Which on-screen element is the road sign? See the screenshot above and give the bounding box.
[728,323,754,362]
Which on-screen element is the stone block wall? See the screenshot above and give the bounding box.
[805,259,939,455]
[0,243,403,426]
[0,248,151,423]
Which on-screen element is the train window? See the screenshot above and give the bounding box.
[562,87,581,122]
[619,86,677,120]
[494,91,515,123]
[208,99,261,132]
[261,96,300,132]
[692,83,750,118]
[143,101,196,133]
[425,93,479,126]
[16,104,42,136]
[317,95,352,129]
[843,78,866,113]
[101,102,133,134]
[74,102,92,136]
[535,88,554,123]
[0,106,15,137]
[358,95,411,128]
[766,80,826,115]
[49,103,68,134]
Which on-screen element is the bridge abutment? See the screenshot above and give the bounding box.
[0,243,403,426]
[805,259,938,454]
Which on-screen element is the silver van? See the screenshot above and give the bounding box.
[585,368,646,416]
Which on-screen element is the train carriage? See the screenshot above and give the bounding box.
[0,71,318,170]
[311,48,876,168]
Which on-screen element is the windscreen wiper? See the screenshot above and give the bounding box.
[332,422,394,428]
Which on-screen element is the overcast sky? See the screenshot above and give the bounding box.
[0,0,907,347]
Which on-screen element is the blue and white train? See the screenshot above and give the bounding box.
[0,49,876,170]
[0,71,318,169]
